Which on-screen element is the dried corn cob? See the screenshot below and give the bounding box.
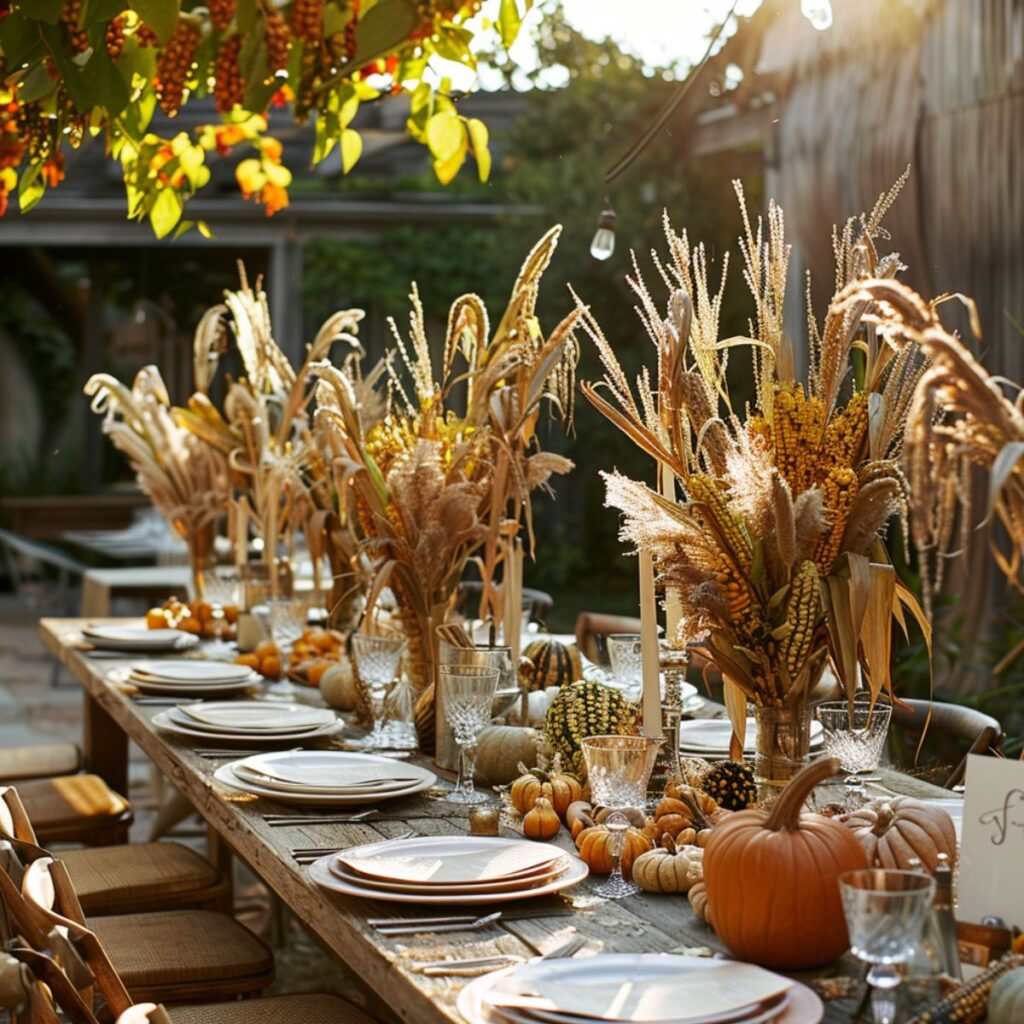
[822,390,869,474]
[771,381,826,494]
[781,559,820,677]
[904,953,1024,1023]
[687,474,753,574]
[813,467,858,573]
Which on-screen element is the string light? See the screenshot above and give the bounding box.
[801,0,833,30]
[590,205,617,261]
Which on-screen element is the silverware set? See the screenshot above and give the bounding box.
[291,830,416,863]
[409,933,586,976]
[368,909,576,936]
[263,810,380,826]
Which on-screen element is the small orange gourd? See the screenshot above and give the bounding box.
[654,786,726,838]
[575,823,653,878]
[703,756,868,970]
[510,769,582,818]
[522,793,561,840]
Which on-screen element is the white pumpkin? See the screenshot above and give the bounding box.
[632,839,704,894]
[319,659,358,711]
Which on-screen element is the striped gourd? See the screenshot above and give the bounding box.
[544,681,638,772]
[520,640,582,692]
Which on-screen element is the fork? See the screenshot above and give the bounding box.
[291,830,415,862]
[263,810,380,826]
[409,933,585,976]
[375,911,502,937]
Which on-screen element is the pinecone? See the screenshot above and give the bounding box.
[209,0,236,32]
[154,19,202,116]
[291,0,324,43]
[700,760,758,811]
[264,9,291,74]
[60,0,90,54]
[105,16,126,59]
[214,34,245,113]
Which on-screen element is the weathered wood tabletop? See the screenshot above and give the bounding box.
[39,618,950,1024]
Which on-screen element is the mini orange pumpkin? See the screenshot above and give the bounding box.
[654,786,725,838]
[704,756,868,970]
[575,823,653,878]
[522,794,561,840]
[510,770,582,818]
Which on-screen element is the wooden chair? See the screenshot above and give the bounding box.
[1,947,83,1023]
[574,612,643,666]
[3,855,275,1006]
[0,741,82,784]
[888,698,1003,789]
[9,774,132,846]
[0,787,227,916]
[456,580,554,626]
[2,864,383,1024]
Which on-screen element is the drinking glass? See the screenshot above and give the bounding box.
[606,633,643,699]
[817,700,893,801]
[203,565,239,659]
[440,664,499,805]
[596,810,637,899]
[839,869,936,1024]
[351,633,408,750]
[581,735,662,813]
[265,595,314,700]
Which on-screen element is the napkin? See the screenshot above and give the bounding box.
[488,962,792,1023]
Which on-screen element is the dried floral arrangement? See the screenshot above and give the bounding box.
[312,227,579,719]
[84,366,231,596]
[577,177,930,735]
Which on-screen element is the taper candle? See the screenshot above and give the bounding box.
[658,464,683,641]
[639,547,663,738]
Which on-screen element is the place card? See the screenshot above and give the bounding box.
[958,754,1024,940]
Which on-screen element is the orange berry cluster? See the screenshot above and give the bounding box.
[105,16,125,59]
[291,0,325,43]
[135,22,159,46]
[60,0,90,54]
[344,0,360,60]
[154,19,202,116]
[264,9,292,74]
[214,34,246,113]
[208,0,236,32]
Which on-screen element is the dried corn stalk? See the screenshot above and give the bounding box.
[579,176,929,731]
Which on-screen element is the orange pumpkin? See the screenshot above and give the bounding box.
[704,756,868,969]
[510,770,582,818]
[842,797,957,873]
[575,823,653,878]
[654,786,725,838]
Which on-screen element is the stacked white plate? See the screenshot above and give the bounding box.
[458,954,823,1024]
[679,718,824,761]
[83,624,199,653]
[153,701,342,745]
[309,835,587,905]
[582,665,703,712]
[126,660,261,696]
[215,750,435,805]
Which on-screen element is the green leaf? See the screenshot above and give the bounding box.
[312,112,337,164]
[128,0,180,44]
[466,117,490,182]
[348,0,418,69]
[236,0,259,33]
[497,0,523,47]
[337,85,360,128]
[197,219,214,239]
[18,163,46,213]
[149,187,183,239]
[433,144,466,186]
[0,16,47,67]
[173,219,195,239]
[18,61,58,103]
[28,0,62,24]
[425,109,464,164]
[340,128,362,173]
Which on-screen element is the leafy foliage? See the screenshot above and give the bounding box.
[0,0,529,235]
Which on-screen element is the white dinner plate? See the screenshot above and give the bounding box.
[308,849,587,905]
[328,855,571,895]
[458,954,822,1024]
[131,677,257,697]
[152,710,343,745]
[84,626,198,652]
[236,750,427,792]
[679,718,823,754]
[337,835,563,886]
[177,702,336,732]
[582,665,698,705]
[131,660,256,683]
[166,706,330,737]
[213,762,433,805]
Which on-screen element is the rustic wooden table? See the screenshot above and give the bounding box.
[39,618,950,1024]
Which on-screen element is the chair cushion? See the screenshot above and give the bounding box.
[92,910,274,1002]
[0,742,81,782]
[168,994,382,1024]
[61,843,226,915]
[16,774,130,842]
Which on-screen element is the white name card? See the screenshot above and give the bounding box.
[959,753,1024,931]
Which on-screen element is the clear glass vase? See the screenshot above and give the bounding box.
[753,704,812,800]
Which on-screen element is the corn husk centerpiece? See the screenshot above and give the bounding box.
[578,178,929,790]
[313,228,579,755]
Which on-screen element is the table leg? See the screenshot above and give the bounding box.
[207,824,235,913]
[83,689,128,796]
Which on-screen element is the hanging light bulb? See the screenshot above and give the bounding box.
[590,206,617,261]
[801,0,833,30]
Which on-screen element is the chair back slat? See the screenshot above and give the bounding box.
[0,951,34,1013]
[0,788,39,846]
[10,947,96,1024]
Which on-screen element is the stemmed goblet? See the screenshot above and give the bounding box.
[817,700,893,802]
[839,868,935,1024]
[440,664,499,805]
[264,595,314,700]
[203,565,239,659]
[351,633,408,750]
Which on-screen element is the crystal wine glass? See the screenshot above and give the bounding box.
[203,565,239,659]
[265,595,313,700]
[606,633,643,700]
[440,664,499,805]
[839,868,935,1024]
[596,810,637,899]
[817,700,893,802]
[351,633,408,749]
